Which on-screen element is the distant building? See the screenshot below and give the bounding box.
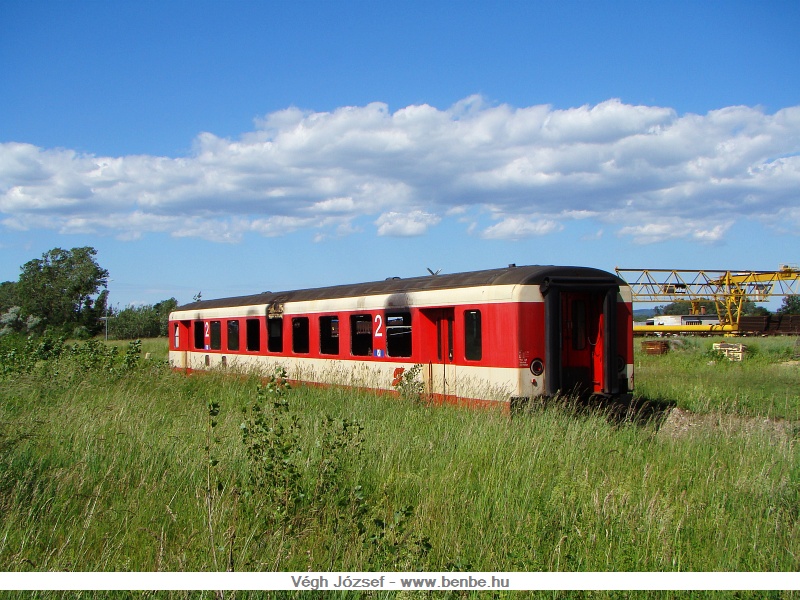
[645,314,720,327]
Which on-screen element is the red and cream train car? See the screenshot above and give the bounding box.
[168,265,634,408]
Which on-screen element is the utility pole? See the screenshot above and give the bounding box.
[103,280,113,341]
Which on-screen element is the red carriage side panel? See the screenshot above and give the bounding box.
[168,265,634,404]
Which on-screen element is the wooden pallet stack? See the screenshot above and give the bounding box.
[712,342,746,361]
[641,340,670,355]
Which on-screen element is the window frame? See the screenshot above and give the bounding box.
[209,320,222,350]
[267,317,283,353]
[292,316,310,354]
[246,318,261,352]
[227,319,240,351]
[194,320,205,350]
[319,315,340,355]
[464,309,482,361]
[385,311,413,358]
[572,300,587,351]
[350,314,373,356]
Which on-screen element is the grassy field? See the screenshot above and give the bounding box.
[634,336,800,420]
[0,335,798,578]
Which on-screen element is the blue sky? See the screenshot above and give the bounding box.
[1,0,799,310]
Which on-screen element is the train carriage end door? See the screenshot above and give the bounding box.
[420,308,456,400]
[560,291,604,397]
[543,281,619,398]
[176,320,190,370]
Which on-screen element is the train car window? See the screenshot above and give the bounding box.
[194,321,204,349]
[464,310,482,361]
[268,317,283,352]
[210,321,222,350]
[227,320,240,351]
[572,300,586,350]
[173,324,180,349]
[386,312,412,357]
[246,319,261,352]
[319,316,339,355]
[293,317,310,354]
[350,314,372,356]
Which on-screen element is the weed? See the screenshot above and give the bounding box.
[205,398,224,570]
[364,502,432,570]
[314,415,364,499]
[392,363,425,403]
[239,368,303,530]
[123,339,142,370]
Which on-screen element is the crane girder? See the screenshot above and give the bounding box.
[615,266,800,332]
[616,267,800,301]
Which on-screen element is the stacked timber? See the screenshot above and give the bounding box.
[713,342,746,361]
[641,340,670,355]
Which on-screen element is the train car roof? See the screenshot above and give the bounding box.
[175,264,624,311]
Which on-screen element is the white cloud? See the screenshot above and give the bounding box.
[481,216,562,240]
[617,219,733,245]
[1,98,799,243]
[581,229,604,241]
[375,210,441,237]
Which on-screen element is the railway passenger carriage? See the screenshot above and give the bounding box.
[168,265,634,408]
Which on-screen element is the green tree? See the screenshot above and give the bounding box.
[742,302,770,316]
[17,247,109,334]
[110,304,159,339]
[658,299,770,318]
[777,295,800,315]
[108,298,178,339]
[154,297,178,336]
[660,300,717,316]
[0,281,20,313]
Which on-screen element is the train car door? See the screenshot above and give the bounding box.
[173,320,191,370]
[560,292,604,396]
[421,308,456,400]
[542,280,619,398]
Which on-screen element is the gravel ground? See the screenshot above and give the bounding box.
[657,405,796,442]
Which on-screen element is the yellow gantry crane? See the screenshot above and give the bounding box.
[615,265,800,334]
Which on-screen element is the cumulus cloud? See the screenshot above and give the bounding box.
[375,210,441,236]
[617,220,733,245]
[1,98,799,243]
[481,216,562,240]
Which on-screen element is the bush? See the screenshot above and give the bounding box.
[108,298,177,340]
[0,335,143,380]
[71,325,91,340]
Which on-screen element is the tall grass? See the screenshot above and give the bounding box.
[1,340,797,573]
[634,336,800,419]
